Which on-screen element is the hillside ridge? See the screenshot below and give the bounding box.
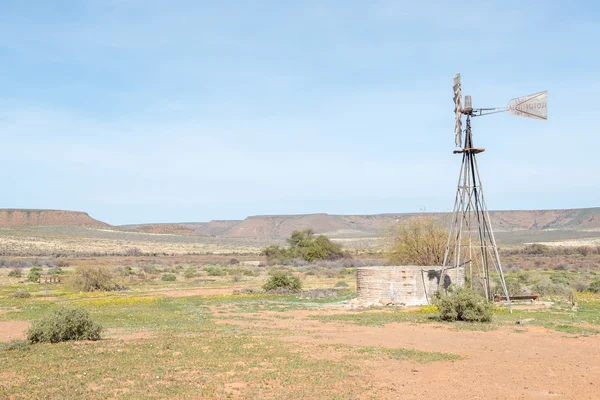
[129,207,600,241]
[0,209,111,228]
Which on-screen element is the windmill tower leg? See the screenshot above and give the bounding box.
[440,116,511,308]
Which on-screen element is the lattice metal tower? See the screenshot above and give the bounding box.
[439,74,548,302]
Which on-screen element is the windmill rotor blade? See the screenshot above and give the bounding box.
[507,91,548,120]
[453,73,462,113]
[455,114,462,147]
[453,73,463,147]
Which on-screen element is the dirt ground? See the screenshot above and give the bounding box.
[212,308,600,399]
[3,294,599,399]
[0,321,29,342]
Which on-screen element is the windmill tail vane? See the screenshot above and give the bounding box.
[441,73,548,309]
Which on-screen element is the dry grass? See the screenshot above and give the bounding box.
[0,227,272,256]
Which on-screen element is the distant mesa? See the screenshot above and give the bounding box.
[0,209,111,228]
[175,208,600,242]
[1,207,598,244]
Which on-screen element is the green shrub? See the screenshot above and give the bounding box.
[184,267,197,279]
[515,270,530,285]
[69,265,122,292]
[334,280,349,288]
[204,266,226,276]
[27,307,102,343]
[11,290,31,299]
[48,266,64,276]
[120,266,135,276]
[161,273,176,282]
[27,267,42,282]
[263,271,302,292]
[173,265,184,272]
[142,265,160,274]
[531,277,571,296]
[550,273,571,286]
[434,286,494,323]
[228,267,255,276]
[522,243,550,255]
[7,268,22,278]
[589,279,600,293]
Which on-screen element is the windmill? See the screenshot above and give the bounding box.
[440,74,547,304]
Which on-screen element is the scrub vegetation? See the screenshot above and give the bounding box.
[0,228,599,399]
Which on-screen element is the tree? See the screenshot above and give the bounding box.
[69,265,122,292]
[387,217,448,266]
[261,229,345,263]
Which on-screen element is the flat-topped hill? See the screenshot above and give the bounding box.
[178,207,600,242]
[0,209,111,228]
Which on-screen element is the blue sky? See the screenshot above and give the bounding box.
[0,1,598,225]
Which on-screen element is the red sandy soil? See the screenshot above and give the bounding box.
[0,321,30,342]
[214,308,600,399]
[3,287,599,399]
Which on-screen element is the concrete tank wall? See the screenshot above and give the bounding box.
[356,266,464,306]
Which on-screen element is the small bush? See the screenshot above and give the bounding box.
[184,267,197,279]
[173,265,184,273]
[334,280,349,288]
[142,265,160,274]
[125,247,142,256]
[531,278,571,297]
[11,290,31,299]
[229,258,240,265]
[572,280,588,292]
[434,286,494,323]
[120,266,135,276]
[589,279,600,293]
[550,273,571,286]
[69,265,122,292]
[27,268,42,283]
[263,271,302,292]
[204,266,226,277]
[161,273,177,282]
[8,268,22,278]
[27,307,102,343]
[48,266,64,276]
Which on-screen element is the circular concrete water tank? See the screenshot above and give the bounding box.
[356,266,464,306]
